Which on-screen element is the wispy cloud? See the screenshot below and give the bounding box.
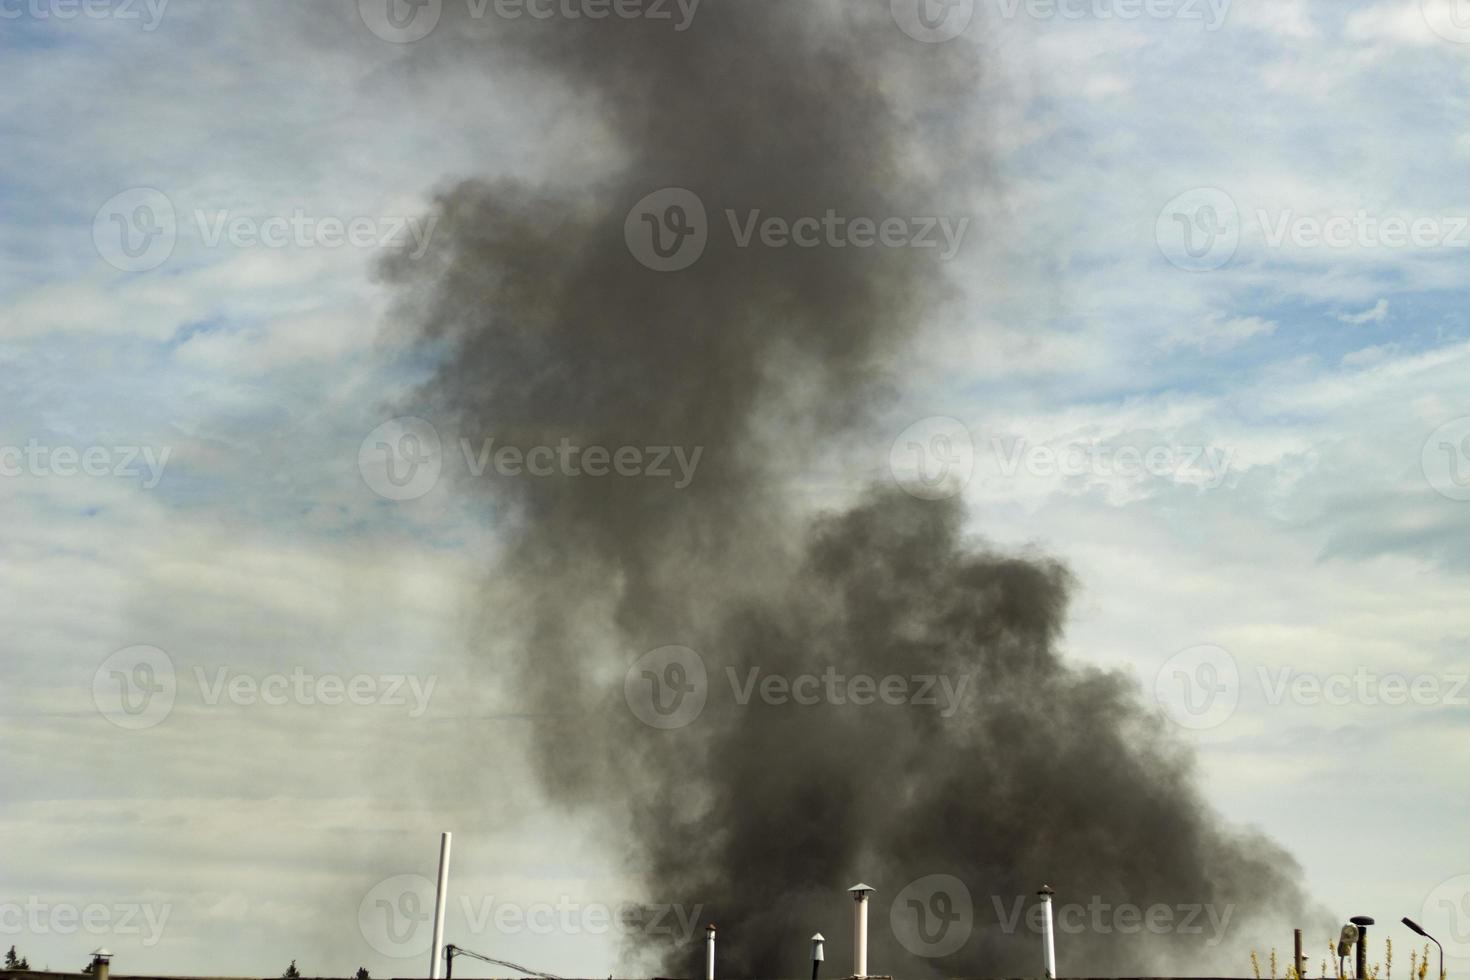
[1337,298,1390,325]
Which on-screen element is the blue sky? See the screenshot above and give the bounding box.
[2,1,1469,978]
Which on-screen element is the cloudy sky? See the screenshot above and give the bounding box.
[2,0,1469,977]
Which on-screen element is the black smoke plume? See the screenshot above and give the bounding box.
[378,1,1320,975]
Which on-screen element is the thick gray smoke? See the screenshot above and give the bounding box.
[378,1,1319,976]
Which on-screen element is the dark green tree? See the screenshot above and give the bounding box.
[282,961,301,979]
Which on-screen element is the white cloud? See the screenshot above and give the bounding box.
[1337,298,1391,325]
[1346,0,1462,47]
[1340,342,1398,367]
[1162,313,1276,352]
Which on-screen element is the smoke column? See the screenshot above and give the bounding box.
[378,1,1320,975]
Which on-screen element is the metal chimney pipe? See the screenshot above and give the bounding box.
[849,884,874,978]
[1351,917,1374,980]
[706,924,716,980]
[1038,886,1058,980]
[811,933,825,980]
[429,832,452,980]
[90,949,113,980]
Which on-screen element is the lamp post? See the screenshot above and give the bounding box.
[1402,917,1444,980]
[810,933,825,980]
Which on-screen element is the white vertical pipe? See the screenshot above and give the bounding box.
[429,832,452,980]
[850,885,872,978]
[706,924,716,980]
[1039,886,1057,980]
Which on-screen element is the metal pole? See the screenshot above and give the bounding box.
[705,924,716,980]
[1039,887,1058,980]
[1295,929,1305,979]
[1402,918,1445,980]
[810,933,824,980]
[429,832,452,980]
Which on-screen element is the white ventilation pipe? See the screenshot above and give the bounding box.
[1038,886,1057,980]
[849,884,874,978]
[429,832,452,980]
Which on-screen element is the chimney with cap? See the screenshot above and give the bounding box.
[849,884,874,978]
[89,949,113,980]
[1038,886,1058,980]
